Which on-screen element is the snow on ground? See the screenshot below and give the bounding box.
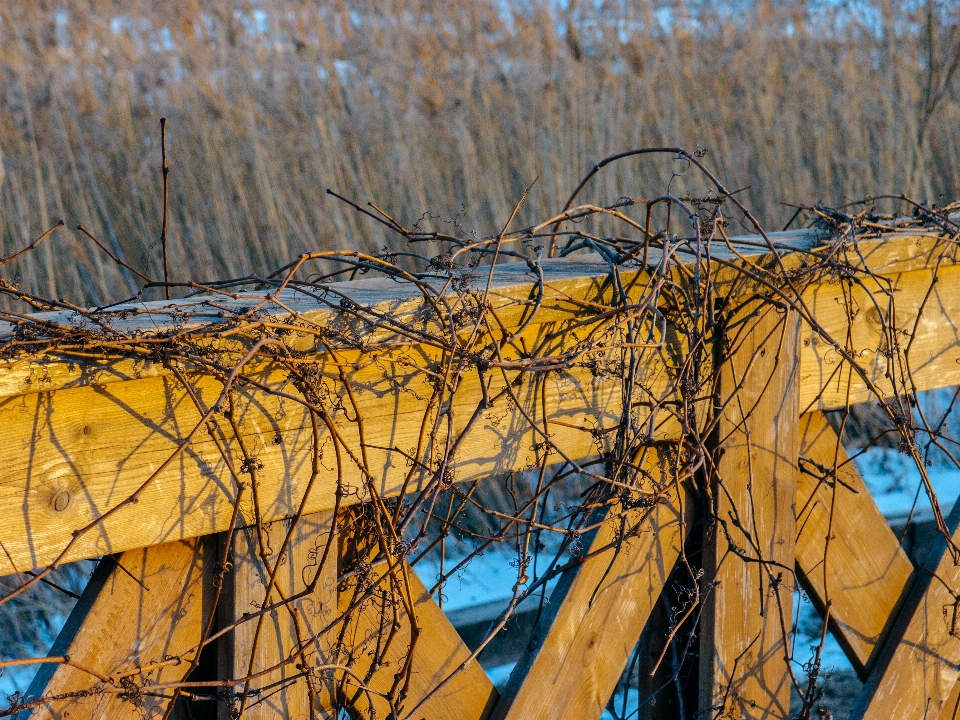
[853,446,960,518]
[414,546,533,613]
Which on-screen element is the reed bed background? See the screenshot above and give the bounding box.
[1,0,959,306]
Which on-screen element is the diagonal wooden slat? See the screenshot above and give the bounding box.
[335,510,497,720]
[338,565,498,720]
[942,682,960,720]
[21,538,211,720]
[795,411,914,676]
[698,305,800,719]
[490,474,692,720]
[222,511,338,719]
[852,501,960,719]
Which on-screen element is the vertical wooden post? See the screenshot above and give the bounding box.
[222,511,338,719]
[699,303,800,719]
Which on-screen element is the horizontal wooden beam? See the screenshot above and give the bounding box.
[0,256,683,576]
[799,262,960,410]
[0,229,950,401]
[1,231,958,574]
[0,340,673,575]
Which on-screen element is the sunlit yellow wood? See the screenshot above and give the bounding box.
[335,512,497,720]
[24,539,210,719]
[492,470,692,720]
[799,263,960,410]
[853,504,960,720]
[795,411,914,676]
[2,232,960,577]
[223,512,337,719]
[699,305,800,719]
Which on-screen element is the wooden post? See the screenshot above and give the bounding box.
[699,303,800,719]
[221,511,338,719]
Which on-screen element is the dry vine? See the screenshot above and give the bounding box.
[0,144,958,719]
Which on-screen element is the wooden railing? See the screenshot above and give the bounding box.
[3,227,960,719]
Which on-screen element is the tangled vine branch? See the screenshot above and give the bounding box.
[1,146,958,719]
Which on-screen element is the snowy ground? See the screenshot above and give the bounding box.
[853,446,960,517]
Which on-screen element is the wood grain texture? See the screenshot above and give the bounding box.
[852,502,960,720]
[799,264,960,411]
[335,557,498,720]
[0,251,671,399]
[224,512,338,719]
[22,539,210,720]
[0,280,681,575]
[491,475,692,720]
[0,230,948,401]
[3,234,960,577]
[940,681,960,720]
[795,411,914,677]
[699,305,800,720]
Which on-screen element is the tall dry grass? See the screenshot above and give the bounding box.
[0,0,959,305]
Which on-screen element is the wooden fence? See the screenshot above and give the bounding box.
[2,226,960,719]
